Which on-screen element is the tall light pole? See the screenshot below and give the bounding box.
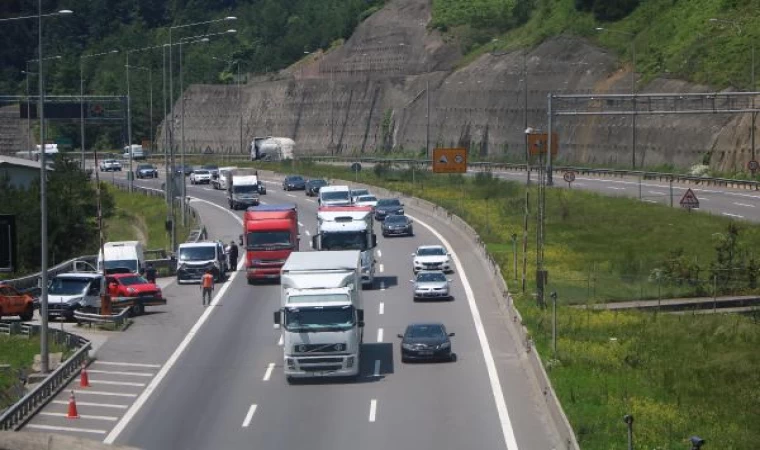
[596,27,637,169]
[26,56,62,161]
[212,56,243,155]
[126,64,154,158]
[80,50,118,171]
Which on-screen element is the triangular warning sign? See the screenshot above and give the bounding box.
[679,188,699,209]
[438,155,448,164]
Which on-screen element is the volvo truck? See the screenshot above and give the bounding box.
[242,204,299,283]
[313,206,377,287]
[274,250,364,382]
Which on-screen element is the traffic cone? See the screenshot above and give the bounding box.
[79,362,90,388]
[67,391,80,419]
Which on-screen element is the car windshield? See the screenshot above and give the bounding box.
[351,189,369,197]
[246,231,293,250]
[377,199,400,207]
[417,272,446,282]
[406,325,446,339]
[322,191,350,201]
[417,247,446,256]
[194,170,210,175]
[179,246,217,261]
[284,304,354,332]
[357,195,377,203]
[49,278,91,296]
[103,259,138,272]
[287,176,303,182]
[117,275,149,286]
[308,180,327,187]
[232,185,258,194]
[385,216,408,224]
[137,165,152,170]
[321,231,367,251]
[202,165,218,170]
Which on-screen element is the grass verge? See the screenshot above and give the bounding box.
[0,336,68,409]
[251,159,760,449]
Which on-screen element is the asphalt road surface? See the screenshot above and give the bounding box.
[90,171,563,450]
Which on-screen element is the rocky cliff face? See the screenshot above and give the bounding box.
[163,0,756,172]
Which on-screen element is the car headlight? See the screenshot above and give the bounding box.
[398,208,404,214]
[438,342,450,350]
[401,343,414,350]
[127,287,137,294]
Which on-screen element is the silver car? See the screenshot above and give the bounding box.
[411,270,452,301]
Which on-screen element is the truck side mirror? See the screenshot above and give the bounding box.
[238,234,243,246]
[273,311,281,327]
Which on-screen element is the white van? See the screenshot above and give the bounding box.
[97,241,146,275]
[214,166,238,190]
[318,185,352,207]
[123,144,145,160]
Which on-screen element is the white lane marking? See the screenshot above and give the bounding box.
[305,230,311,236]
[377,328,384,342]
[606,186,626,190]
[286,194,296,198]
[309,240,313,249]
[407,212,519,450]
[722,212,744,218]
[278,334,283,346]
[40,412,118,421]
[305,198,316,203]
[90,380,145,387]
[368,399,377,422]
[376,249,382,258]
[53,400,127,409]
[203,188,213,191]
[75,391,137,398]
[26,424,106,434]
[242,404,257,428]
[379,302,384,315]
[647,190,665,196]
[733,202,755,208]
[94,362,161,369]
[379,263,384,273]
[298,221,304,226]
[86,370,154,377]
[105,197,246,444]
[263,363,275,381]
[373,360,381,377]
[643,199,658,204]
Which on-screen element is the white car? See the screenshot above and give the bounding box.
[412,245,453,274]
[354,195,378,209]
[190,169,212,185]
[350,188,371,203]
[99,159,122,172]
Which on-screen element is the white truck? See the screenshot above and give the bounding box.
[318,185,352,207]
[97,241,145,275]
[251,136,295,161]
[274,250,364,382]
[227,173,261,210]
[313,206,377,287]
[176,241,228,283]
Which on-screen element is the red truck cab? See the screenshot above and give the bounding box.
[243,204,299,283]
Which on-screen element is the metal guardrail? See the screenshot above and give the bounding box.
[0,327,91,431]
[73,306,131,327]
[0,322,36,338]
[3,256,98,292]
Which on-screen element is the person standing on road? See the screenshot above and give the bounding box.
[145,263,157,284]
[201,269,214,306]
[228,241,239,270]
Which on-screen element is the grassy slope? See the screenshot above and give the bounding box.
[252,160,760,449]
[0,336,67,408]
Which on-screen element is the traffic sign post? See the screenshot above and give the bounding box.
[679,188,700,211]
[563,171,576,188]
[432,148,467,173]
[528,133,558,156]
[748,160,759,176]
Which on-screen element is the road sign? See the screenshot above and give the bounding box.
[748,160,759,172]
[679,188,700,210]
[351,162,362,172]
[563,171,576,183]
[432,148,467,173]
[527,133,559,156]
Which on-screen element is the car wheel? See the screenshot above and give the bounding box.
[19,305,34,321]
[449,353,457,363]
[130,301,145,317]
[401,355,409,364]
[286,376,297,385]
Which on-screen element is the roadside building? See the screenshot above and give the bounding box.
[0,155,52,190]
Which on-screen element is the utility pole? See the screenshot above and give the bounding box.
[125,51,134,192]
[38,0,49,374]
[524,50,530,186]
[426,79,430,159]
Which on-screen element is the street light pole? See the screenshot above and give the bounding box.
[80,50,118,171]
[125,51,134,192]
[127,65,154,156]
[38,0,49,374]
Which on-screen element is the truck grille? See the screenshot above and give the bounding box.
[293,343,346,353]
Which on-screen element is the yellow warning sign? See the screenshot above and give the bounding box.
[432,148,467,173]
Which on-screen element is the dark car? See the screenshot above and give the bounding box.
[282,175,306,191]
[381,214,413,237]
[173,165,193,176]
[374,198,404,220]
[398,323,456,363]
[135,163,158,179]
[305,179,328,196]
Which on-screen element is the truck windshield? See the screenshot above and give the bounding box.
[246,231,293,250]
[232,185,258,194]
[321,191,350,201]
[284,304,355,332]
[102,260,137,272]
[321,231,367,251]
[49,278,91,296]
[179,247,216,261]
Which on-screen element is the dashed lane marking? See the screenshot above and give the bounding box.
[242,404,258,428]
[606,186,626,190]
[722,212,744,218]
[376,249,382,258]
[379,264,384,273]
[376,328,383,342]
[373,360,381,377]
[305,230,311,236]
[278,335,283,346]
[263,363,275,381]
[379,302,384,315]
[733,202,755,208]
[369,400,377,422]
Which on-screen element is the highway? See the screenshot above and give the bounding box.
[84,171,563,449]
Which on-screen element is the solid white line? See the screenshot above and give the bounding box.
[722,212,744,218]
[104,197,246,444]
[373,360,380,377]
[75,391,137,398]
[379,302,384,315]
[733,202,755,208]
[94,362,161,369]
[407,212,519,450]
[263,363,275,381]
[376,328,383,342]
[379,263,384,273]
[368,399,377,422]
[242,404,257,428]
[278,334,283,346]
[53,400,127,409]
[87,369,154,377]
[26,424,107,434]
[90,380,145,387]
[40,412,118,421]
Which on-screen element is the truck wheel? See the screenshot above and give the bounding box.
[130,301,145,317]
[286,376,296,385]
[19,305,33,321]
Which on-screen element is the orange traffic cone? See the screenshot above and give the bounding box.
[79,363,90,388]
[67,391,79,419]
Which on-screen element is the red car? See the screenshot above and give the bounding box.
[106,273,166,316]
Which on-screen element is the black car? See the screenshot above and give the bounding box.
[282,175,306,191]
[374,198,404,220]
[398,323,456,363]
[135,164,158,179]
[381,214,413,237]
[173,165,193,177]
[305,179,328,196]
